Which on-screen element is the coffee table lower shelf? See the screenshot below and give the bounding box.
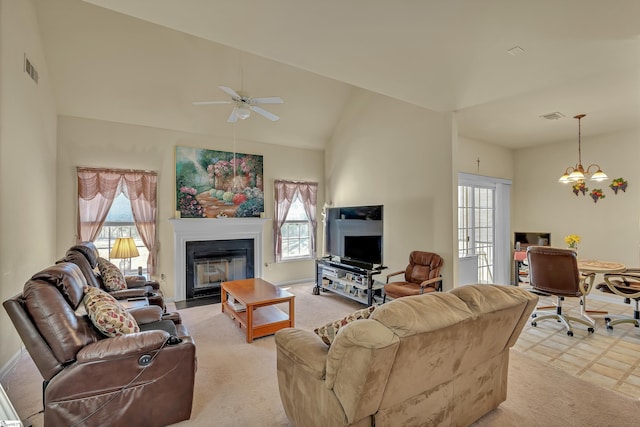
[223,303,292,342]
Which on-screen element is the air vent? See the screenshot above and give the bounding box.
[24,54,39,84]
[540,112,565,120]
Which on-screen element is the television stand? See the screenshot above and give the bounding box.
[314,259,384,306]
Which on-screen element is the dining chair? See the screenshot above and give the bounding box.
[527,246,596,336]
[596,268,640,329]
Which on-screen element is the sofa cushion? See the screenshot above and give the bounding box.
[97,257,127,291]
[314,305,376,346]
[83,286,140,337]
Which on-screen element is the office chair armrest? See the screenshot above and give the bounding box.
[579,272,595,295]
[419,276,442,289]
[386,271,404,283]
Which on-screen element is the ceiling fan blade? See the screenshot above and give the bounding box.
[250,96,284,104]
[227,108,239,123]
[219,86,241,99]
[250,105,279,121]
[192,100,233,105]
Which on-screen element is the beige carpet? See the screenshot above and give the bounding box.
[3,283,640,426]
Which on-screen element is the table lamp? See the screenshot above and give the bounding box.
[110,237,139,275]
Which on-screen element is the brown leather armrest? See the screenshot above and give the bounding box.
[129,305,163,324]
[419,276,442,289]
[76,330,170,363]
[109,288,147,299]
[386,271,404,283]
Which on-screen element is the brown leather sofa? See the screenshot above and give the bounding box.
[60,241,166,311]
[3,262,196,426]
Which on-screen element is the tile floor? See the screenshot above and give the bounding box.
[514,291,640,399]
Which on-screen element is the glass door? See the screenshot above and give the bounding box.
[458,173,511,285]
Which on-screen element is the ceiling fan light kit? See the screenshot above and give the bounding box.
[193,85,283,123]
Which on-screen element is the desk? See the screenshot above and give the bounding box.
[577,260,626,274]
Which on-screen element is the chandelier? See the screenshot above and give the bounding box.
[558,114,608,183]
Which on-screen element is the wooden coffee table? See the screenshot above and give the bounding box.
[221,278,295,343]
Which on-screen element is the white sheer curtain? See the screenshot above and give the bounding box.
[274,180,318,262]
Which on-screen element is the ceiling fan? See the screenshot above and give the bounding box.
[193,86,284,123]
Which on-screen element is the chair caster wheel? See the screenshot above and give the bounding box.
[531,321,537,327]
[531,313,537,318]
[606,324,613,330]
[567,331,574,337]
[312,287,320,295]
[604,317,611,323]
[587,328,595,333]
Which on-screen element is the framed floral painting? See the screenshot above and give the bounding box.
[175,146,264,218]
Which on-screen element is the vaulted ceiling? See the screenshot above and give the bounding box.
[36,0,640,150]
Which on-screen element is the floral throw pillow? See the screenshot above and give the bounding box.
[97,257,127,291]
[83,286,139,337]
[314,305,376,346]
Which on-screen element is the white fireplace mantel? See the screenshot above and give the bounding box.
[169,218,270,302]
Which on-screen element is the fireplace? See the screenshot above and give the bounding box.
[169,218,269,302]
[185,239,254,299]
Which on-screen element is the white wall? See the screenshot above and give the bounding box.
[457,136,515,181]
[0,0,57,372]
[326,90,455,289]
[513,128,640,266]
[56,116,324,297]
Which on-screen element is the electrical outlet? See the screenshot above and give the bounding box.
[161,273,166,280]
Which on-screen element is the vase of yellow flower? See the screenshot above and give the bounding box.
[564,234,580,250]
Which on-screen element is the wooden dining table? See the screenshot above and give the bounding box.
[577,259,627,274]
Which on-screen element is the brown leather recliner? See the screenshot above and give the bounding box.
[60,241,166,311]
[383,251,443,302]
[3,262,196,427]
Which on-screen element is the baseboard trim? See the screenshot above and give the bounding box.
[274,278,314,287]
[0,347,25,382]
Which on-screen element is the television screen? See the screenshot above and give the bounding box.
[344,235,382,265]
[324,205,383,268]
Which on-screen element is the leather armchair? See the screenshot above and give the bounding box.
[3,262,196,427]
[527,246,596,336]
[60,241,166,311]
[383,251,443,302]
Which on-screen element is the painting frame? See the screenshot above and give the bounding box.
[175,145,264,218]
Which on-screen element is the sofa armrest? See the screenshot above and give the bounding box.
[128,305,163,325]
[76,330,170,363]
[275,328,328,380]
[325,319,399,424]
[109,288,147,299]
[124,276,160,290]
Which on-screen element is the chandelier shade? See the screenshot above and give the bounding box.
[558,114,607,184]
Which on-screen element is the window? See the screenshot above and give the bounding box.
[274,180,318,262]
[281,193,311,260]
[94,193,149,275]
[77,167,158,275]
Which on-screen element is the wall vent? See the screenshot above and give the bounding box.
[540,112,564,120]
[24,54,39,84]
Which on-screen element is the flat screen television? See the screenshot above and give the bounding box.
[324,205,383,269]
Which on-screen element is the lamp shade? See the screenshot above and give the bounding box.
[110,237,140,259]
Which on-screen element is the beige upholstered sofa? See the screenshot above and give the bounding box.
[275,284,537,427]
